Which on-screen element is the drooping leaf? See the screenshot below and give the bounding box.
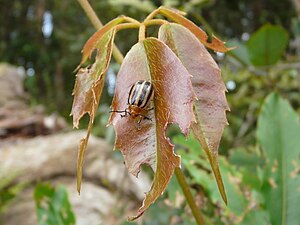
[34,184,76,225]
[257,93,300,225]
[108,37,195,220]
[159,23,229,204]
[158,6,233,52]
[79,16,125,66]
[71,28,116,193]
[247,24,288,66]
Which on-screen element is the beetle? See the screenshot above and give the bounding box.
[110,80,154,129]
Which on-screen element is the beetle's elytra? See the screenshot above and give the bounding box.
[110,80,154,129]
[128,80,154,109]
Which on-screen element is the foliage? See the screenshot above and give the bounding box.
[0,173,26,214]
[257,93,300,225]
[1,0,299,224]
[228,24,289,67]
[121,197,196,225]
[71,6,232,220]
[222,21,299,151]
[0,0,296,117]
[170,92,300,225]
[34,183,75,225]
[174,93,300,225]
[247,24,289,66]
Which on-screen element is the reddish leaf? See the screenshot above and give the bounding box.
[159,23,229,204]
[79,16,124,66]
[108,38,195,219]
[158,6,233,53]
[71,28,116,193]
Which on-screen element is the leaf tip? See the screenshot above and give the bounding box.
[225,45,237,52]
[221,191,228,205]
[128,211,144,221]
[73,64,81,74]
[77,178,81,195]
[73,121,79,129]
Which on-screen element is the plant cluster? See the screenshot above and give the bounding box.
[71,6,232,220]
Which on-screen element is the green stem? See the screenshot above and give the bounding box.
[121,16,140,24]
[144,19,168,26]
[116,23,140,31]
[175,167,206,225]
[139,23,146,41]
[144,8,160,21]
[77,0,124,64]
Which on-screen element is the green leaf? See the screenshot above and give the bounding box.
[0,172,27,212]
[257,93,300,225]
[247,24,288,66]
[227,40,251,66]
[174,135,270,224]
[34,184,76,225]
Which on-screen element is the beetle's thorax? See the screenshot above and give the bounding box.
[128,105,145,118]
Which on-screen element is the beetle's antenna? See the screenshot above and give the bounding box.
[109,110,126,113]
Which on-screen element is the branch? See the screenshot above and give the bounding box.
[77,0,124,64]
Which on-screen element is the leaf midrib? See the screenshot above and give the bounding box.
[274,108,287,225]
[279,114,286,225]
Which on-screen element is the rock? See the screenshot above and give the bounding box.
[0,131,151,225]
[0,63,67,142]
[0,63,26,106]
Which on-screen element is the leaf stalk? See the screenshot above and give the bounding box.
[116,23,140,32]
[121,15,140,24]
[138,23,146,42]
[144,8,160,21]
[175,167,206,225]
[144,19,168,26]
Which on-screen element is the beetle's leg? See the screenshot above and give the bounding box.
[125,108,132,116]
[146,107,154,111]
[109,110,126,113]
[137,116,143,130]
[110,110,125,117]
[134,113,152,121]
[120,108,131,118]
[143,115,152,121]
[109,109,131,118]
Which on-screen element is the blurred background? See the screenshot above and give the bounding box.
[0,0,299,225]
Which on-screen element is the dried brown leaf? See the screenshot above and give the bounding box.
[71,28,116,193]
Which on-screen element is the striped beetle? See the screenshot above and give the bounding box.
[111,80,154,129]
